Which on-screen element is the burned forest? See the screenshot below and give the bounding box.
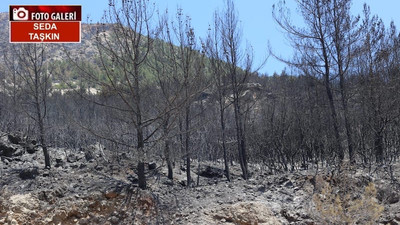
[1,0,400,224]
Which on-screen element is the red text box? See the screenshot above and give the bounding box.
[10,21,81,43]
[10,5,81,43]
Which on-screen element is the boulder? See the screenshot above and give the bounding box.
[284,180,294,188]
[148,162,156,170]
[378,187,400,204]
[9,193,40,214]
[67,154,78,163]
[55,158,64,168]
[84,150,94,161]
[25,143,37,154]
[0,142,17,157]
[7,134,22,145]
[0,192,40,225]
[198,166,224,178]
[128,174,138,184]
[388,194,400,204]
[257,185,267,192]
[212,201,282,225]
[19,167,39,180]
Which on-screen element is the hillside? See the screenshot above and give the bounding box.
[0,12,215,92]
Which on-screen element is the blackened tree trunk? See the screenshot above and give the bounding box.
[317,4,344,162]
[330,0,359,163]
[232,84,248,179]
[205,12,231,181]
[33,55,51,169]
[220,0,250,180]
[163,114,173,180]
[6,44,51,169]
[374,131,384,164]
[220,103,231,181]
[136,106,146,190]
[37,106,50,169]
[168,9,206,187]
[185,105,191,187]
[323,62,343,161]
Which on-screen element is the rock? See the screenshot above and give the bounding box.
[0,142,18,157]
[284,180,294,188]
[244,184,253,190]
[8,134,22,145]
[19,167,39,180]
[37,187,65,204]
[198,166,224,178]
[70,164,79,169]
[84,150,94,161]
[148,162,156,170]
[83,143,107,162]
[104,191,119,199]
[257,185,267,192]
[25,143,37,154]
[378,187,400,204]
[388,193,400,204]
[79,164,87,169]
[278,177,289,185]
[95,165,103,171]
[42,170,50,177]
[67,154,78,163]
[109,216,120,225]
[11,219,18,225]
[127,174,138,184]
[281,209,299,223]
[55,158,64,167]
[212,201,282,225]
[53,186,66,198]
[9,193,40,213]
[6,193,40,224]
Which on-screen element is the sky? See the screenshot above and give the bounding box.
[2,0,400,75]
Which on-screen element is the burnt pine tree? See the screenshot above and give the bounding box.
[4,44,51,169]
[168,9,206,187]
[273,0,345,163]
[328,0,361,163]
[357,5,392,164]
[71,0,158,190]
[97,0,155,190]
[149,11,185,180]
[205,11,231,181]
[220,0,253,179]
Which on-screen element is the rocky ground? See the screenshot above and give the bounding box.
[1,132,400,225]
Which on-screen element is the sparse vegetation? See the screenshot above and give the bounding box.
[312,177,384,224]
